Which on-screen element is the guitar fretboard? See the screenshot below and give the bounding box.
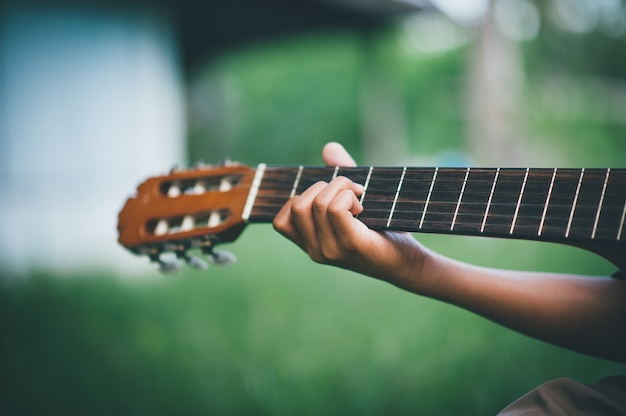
[246,166,626,245]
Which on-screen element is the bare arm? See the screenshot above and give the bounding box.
[273,142,626,363]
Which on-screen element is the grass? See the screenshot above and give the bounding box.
[1,226,623,415]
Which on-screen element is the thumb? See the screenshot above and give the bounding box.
[322,142,357,168]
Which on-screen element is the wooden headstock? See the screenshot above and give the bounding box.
[117,162,256,270]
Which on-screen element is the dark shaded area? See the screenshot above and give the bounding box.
[9,0,423,72]
[171,0,422,71]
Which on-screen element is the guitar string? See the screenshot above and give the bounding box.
[251,168,625,236]
[256,169,624,208]
[249,197,624,230]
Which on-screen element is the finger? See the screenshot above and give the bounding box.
[311,177,364,260]
[323,142,357,168]
[290,181,328,253]
[273,197,304,247]
[327,188,367,252]
[312,177,363,220]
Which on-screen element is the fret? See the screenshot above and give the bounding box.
[481,168,499,233]
[246,165,626,246]
[357,168,402,229]
[617,202,626,241]
[387,167,407,228]
[420,167,438,229]
[296,167,334,193]
[290,165,304,198]
[453,169,496,234]
[538,168,557,236]
[338,168,371,189]
[565,169,584,238]
[509,169,553,238]
[251,166,307,221]
[510,168,529,234]
[537,169,579,239]
[593,168,626,241]
[123,162,626,274]
[482,169,525,235]
[506,168,553,238]
[388,168,439,231]
[420,169,469,232]
[565,170,606,240]
[591,169,610,239]
[242,163,266,221]
[451,168,470,231]
[360,167,373,205]
[354,168,402,228]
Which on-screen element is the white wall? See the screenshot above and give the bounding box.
[0,5,186,274]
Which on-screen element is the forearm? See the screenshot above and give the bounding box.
[405,248,626,363]
[275,142,626,364]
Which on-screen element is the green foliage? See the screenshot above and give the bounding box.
[1,228,622,416]
[402,48,468,156]
[522,28,626,168]
[188,17,626,168]
[188,32,363,165]
[187,27,473,166]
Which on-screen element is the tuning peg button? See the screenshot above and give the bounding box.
[158,260,182,273]
[207,249,237,266]
[180,252,208,270]
[218,157,233,166]
[150,253,182,273]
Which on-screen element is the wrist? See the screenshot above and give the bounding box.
[400,244,454,299]
[383,236,433,296]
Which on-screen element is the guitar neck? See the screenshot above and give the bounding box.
[116,162,626,272]
[245,165,626,247]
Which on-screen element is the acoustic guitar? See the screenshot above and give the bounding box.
[118,162,626,272]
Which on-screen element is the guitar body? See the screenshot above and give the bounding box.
[118,163,626,273]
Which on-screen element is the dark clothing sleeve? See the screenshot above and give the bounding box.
[612,270,625,280]
[498,376,626,416]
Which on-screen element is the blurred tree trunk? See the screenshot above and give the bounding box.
[466,1,527,166]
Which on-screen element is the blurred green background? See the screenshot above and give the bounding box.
[2,1,626,415]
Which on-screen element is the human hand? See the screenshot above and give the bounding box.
[278,144,626,364]
[273,142,427,289]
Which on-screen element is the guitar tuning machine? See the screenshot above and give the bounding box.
[202,245,237,266]
[143,239,236,272]
[176,250,209,270]
[149,252,183,273]
[218,157,233,167]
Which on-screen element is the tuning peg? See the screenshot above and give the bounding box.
[218,157,233,166]
[202,246,237,266]
[159,260,183,273]
[150,253,182,273]
[177,251,209,270]
[209,249,237,266]
[187,255,209,270]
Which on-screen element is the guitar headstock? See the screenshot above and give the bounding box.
[117,162,256,271]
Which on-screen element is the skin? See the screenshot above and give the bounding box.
[273,142,626,364]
